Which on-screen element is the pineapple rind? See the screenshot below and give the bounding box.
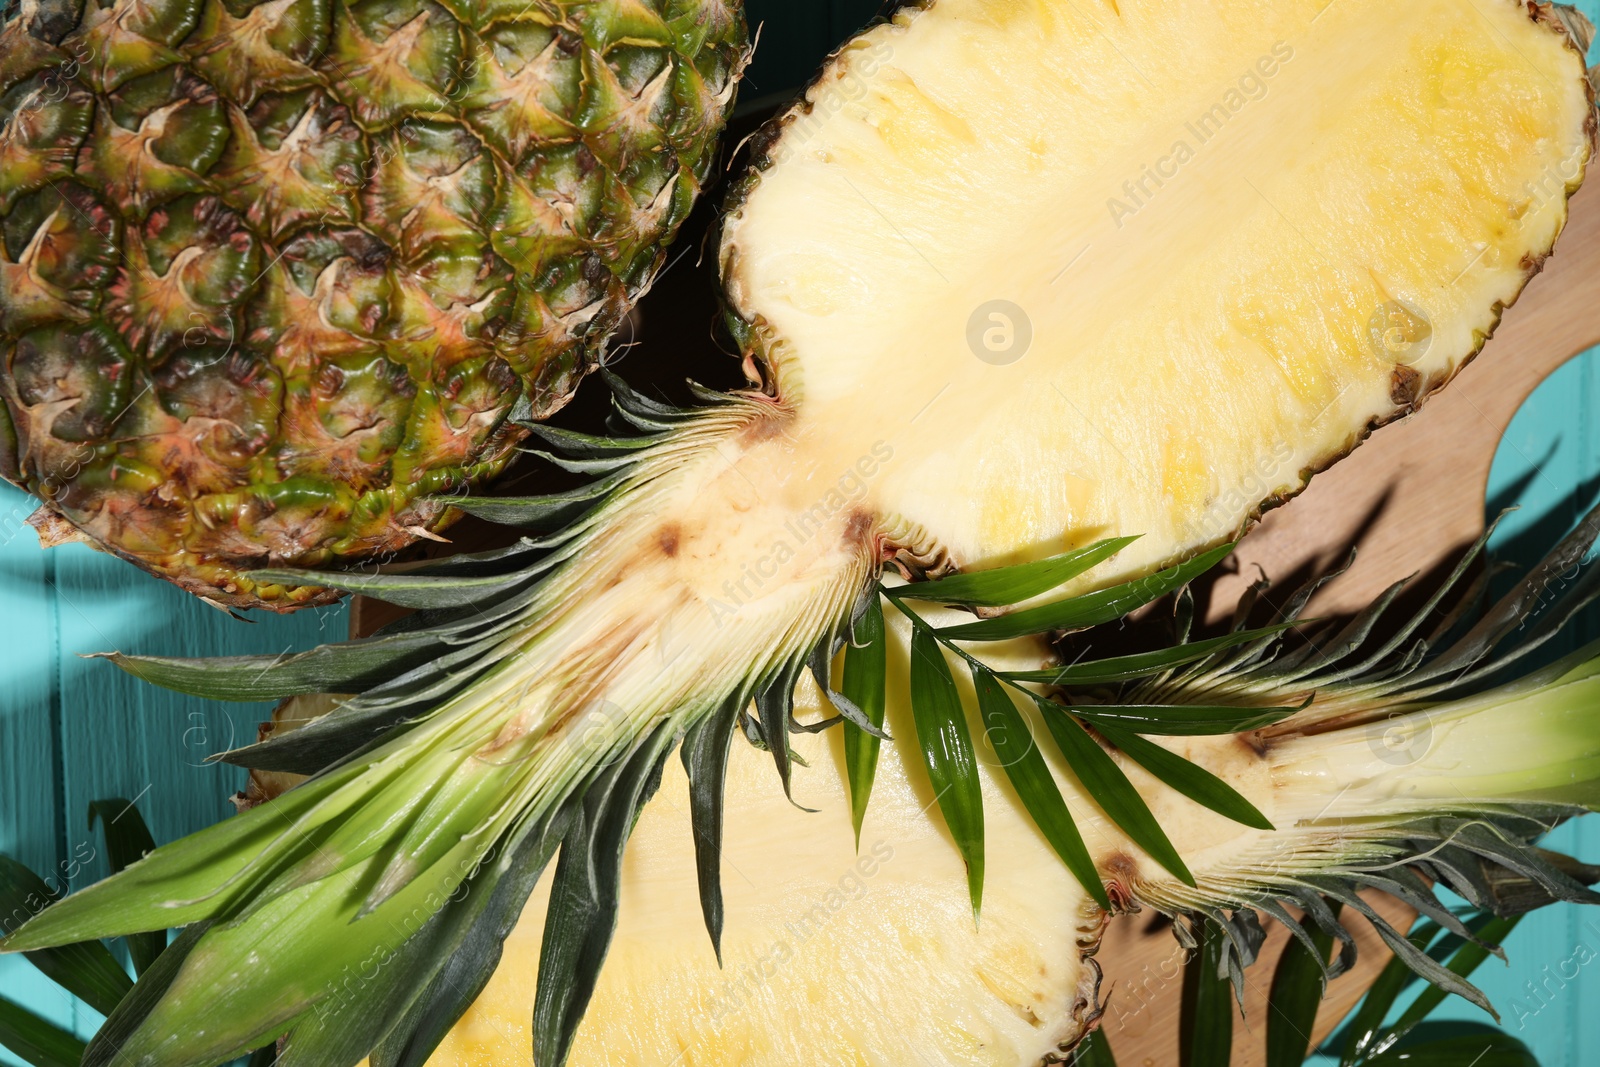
[0,0,747,609]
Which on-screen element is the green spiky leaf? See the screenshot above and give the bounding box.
[756,658,808,804]
[453,477,622,529]
[1180,922,1233,1067]
[314,810,571,1067]
[94,630,445,700]
[1368,914,1521,1059]
[906,625,985,915]
[1340,921,1443,1067]
[896,536,1138,608]
[0,855,132,1016]
[680,693,744,962]
[1266,903,1338,1067]
[245,568,537,610]
[938,543,1235,641]
[1038,708,1195,885]
[842,596,889,848]
[83,921,210,1067]
[86,798,164,975]
[534,727,675,1067]
[520,421,666,458]
[1064,701,1299,736]
[971,666,1110,911]
[1001,623,1295,686]
[0,996,87,1067]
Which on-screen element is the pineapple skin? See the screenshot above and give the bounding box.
[0,0,745,609]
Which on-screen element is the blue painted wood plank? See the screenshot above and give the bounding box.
[0,482,344,1064]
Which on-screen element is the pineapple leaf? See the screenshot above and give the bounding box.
[534,725,676,1067]
[970,666,1110,911]
[287,808,571,1067]
[1038,708,1195,886]
[1000,623,1295,686]
[0,996,87,1067]
[906,624,986,916]
[1266,902,1339,1067]
[810,639,891,741]
[0,855,133,1017]
[1091,724,1273,831]
[453,476,625,530]
[680,691,746,963]
[1309,882,1496,1020]
[518,421,667,458]
[0,768,355,950]
[1375,914,1521,1058]
[602,370,694,420]
[83,921,211,1067]
[1062,701,1299,736]
[894,535,1138,607]
[245,567,540,611]
[1180,922,1233,1067]
[841,596,889,849]
[86,798,165,975]
[520,449,642,475]
[95,630,445,701]
[1339,920,1442,1066]
[366,809,572,1067]
[755,657,811,807]
[937,542,1236,641]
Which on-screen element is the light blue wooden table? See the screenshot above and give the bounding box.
[2,2,1597,1064]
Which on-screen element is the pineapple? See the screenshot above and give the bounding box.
[0,0,747,610]
[4,0,1599,1065]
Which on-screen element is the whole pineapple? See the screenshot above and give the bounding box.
[0,0,746,609]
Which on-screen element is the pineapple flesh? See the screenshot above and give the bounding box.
[0,0,746,609]
[720,0,1594,583]
[4,1,1596,1065]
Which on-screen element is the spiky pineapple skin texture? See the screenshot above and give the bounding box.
[0,0,745,609]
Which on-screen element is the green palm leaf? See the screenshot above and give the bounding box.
[895,536,1138,607]
[1039,708,1195,885]
[937,543,1235,641]
[971,667,1109,911]
[907,625,985,916]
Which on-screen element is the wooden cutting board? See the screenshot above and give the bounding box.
[348,180,1600,1067]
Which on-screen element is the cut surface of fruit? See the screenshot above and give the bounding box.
[722,0,1595,579]
[0,0,746,609]
[425,659,1106,1067]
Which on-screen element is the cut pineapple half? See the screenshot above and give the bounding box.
[429,631,1108,1067]
[722,0,1595,579]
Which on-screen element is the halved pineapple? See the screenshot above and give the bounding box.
[721,0,1594,582]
